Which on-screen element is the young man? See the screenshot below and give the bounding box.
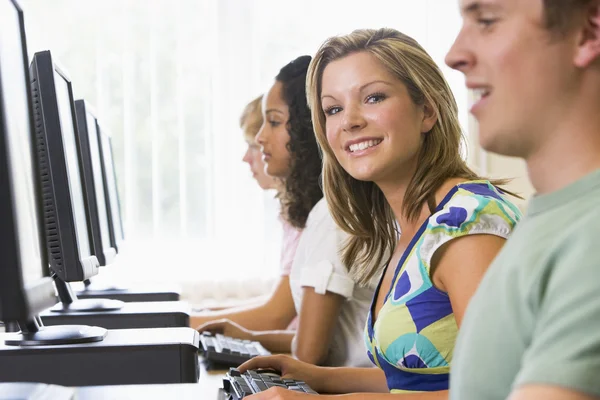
[446,1,600,400]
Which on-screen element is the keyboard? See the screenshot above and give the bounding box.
[223,368,318,399]
[199,331,271,367]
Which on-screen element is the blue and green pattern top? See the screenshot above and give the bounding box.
[364,181,522,393]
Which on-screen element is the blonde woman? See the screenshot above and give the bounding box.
[240,28,522,398]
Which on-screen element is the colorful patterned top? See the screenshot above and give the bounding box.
[364,181,522,393]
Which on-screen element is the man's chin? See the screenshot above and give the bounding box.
[479,132,525,159]
[478,126,506,153]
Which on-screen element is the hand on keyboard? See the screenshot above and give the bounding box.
[223,368,318,399]
[244,386,318,399]
[197,318,254,341]
[200,331,271,367]
[238,355,323,394]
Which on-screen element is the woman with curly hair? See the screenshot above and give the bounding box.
[189,94,301,326]
[194,56,375,368]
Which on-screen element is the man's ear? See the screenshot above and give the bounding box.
[574,2,600,67]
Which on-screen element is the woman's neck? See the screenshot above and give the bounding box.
[377,180,415,235]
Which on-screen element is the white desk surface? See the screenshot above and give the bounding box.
[77,361,229,399]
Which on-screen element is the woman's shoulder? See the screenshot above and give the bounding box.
[300,197,348,244]
[429,180,522,234]
[304,197,334,228]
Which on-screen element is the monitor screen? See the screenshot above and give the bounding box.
[53,72,91,259]
[100,132,124,244]
[86,112,111,253]
[0,0,43,286]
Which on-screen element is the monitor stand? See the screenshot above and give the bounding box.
[82,278,123,291]
[50,276,124,313]
[3,317,106,346]
[76,278,181,302]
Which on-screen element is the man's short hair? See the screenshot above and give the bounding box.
[543,0,594,35]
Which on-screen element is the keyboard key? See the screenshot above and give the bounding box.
[251,380,269,392]
[266,382,287,389]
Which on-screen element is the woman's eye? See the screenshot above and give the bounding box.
[366,93,386,104]
[323,106,342,116]
[269,120,281,127]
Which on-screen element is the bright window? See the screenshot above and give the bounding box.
[21,0,466,302]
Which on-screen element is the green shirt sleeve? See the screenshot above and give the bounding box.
[514,234,600,396]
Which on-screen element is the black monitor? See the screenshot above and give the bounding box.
[0,0,105,345]
[74,100,116,266]
[97,125,125,252]
[30,51,98,282]
[30,50,123,312]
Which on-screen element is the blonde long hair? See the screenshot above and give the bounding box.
[307,28,511,284]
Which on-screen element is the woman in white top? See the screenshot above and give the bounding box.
[196,55,374,367]
[290,198,374,367]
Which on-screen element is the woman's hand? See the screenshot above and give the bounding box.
[196,318,254,341]
[246,387,319,399]
[239,355,324,392]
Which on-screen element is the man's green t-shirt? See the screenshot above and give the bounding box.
[451,169,600,399]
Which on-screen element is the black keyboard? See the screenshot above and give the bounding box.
[223,368,318,399]
[200,331,271,367]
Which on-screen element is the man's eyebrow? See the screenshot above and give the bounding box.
[461,1,499,15]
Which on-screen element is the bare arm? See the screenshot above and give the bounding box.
[246,388,448,399]
[194,280,349,356]
[431,234,507,327]
[228,283,349,357]
[291,287,344,365]
[191,275,296,331]
[239,355,388,394]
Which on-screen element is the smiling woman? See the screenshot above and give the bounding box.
[238,28,522,398]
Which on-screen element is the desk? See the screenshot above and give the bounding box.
[77,360,228,399]
[0,359,229,399]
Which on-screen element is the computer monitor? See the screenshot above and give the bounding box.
[0,0,105,345]
[0,0,55,326]
[74,100,116,266]
[30,51,99,282]
[97,125,125,252]
[30,50,123,312]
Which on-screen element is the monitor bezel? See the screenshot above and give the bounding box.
[0,0,56,322]
[97,124,125,253]
[30,50,99,282]
[74,99,116,266]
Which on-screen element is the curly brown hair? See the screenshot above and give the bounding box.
[276,55,323,229]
